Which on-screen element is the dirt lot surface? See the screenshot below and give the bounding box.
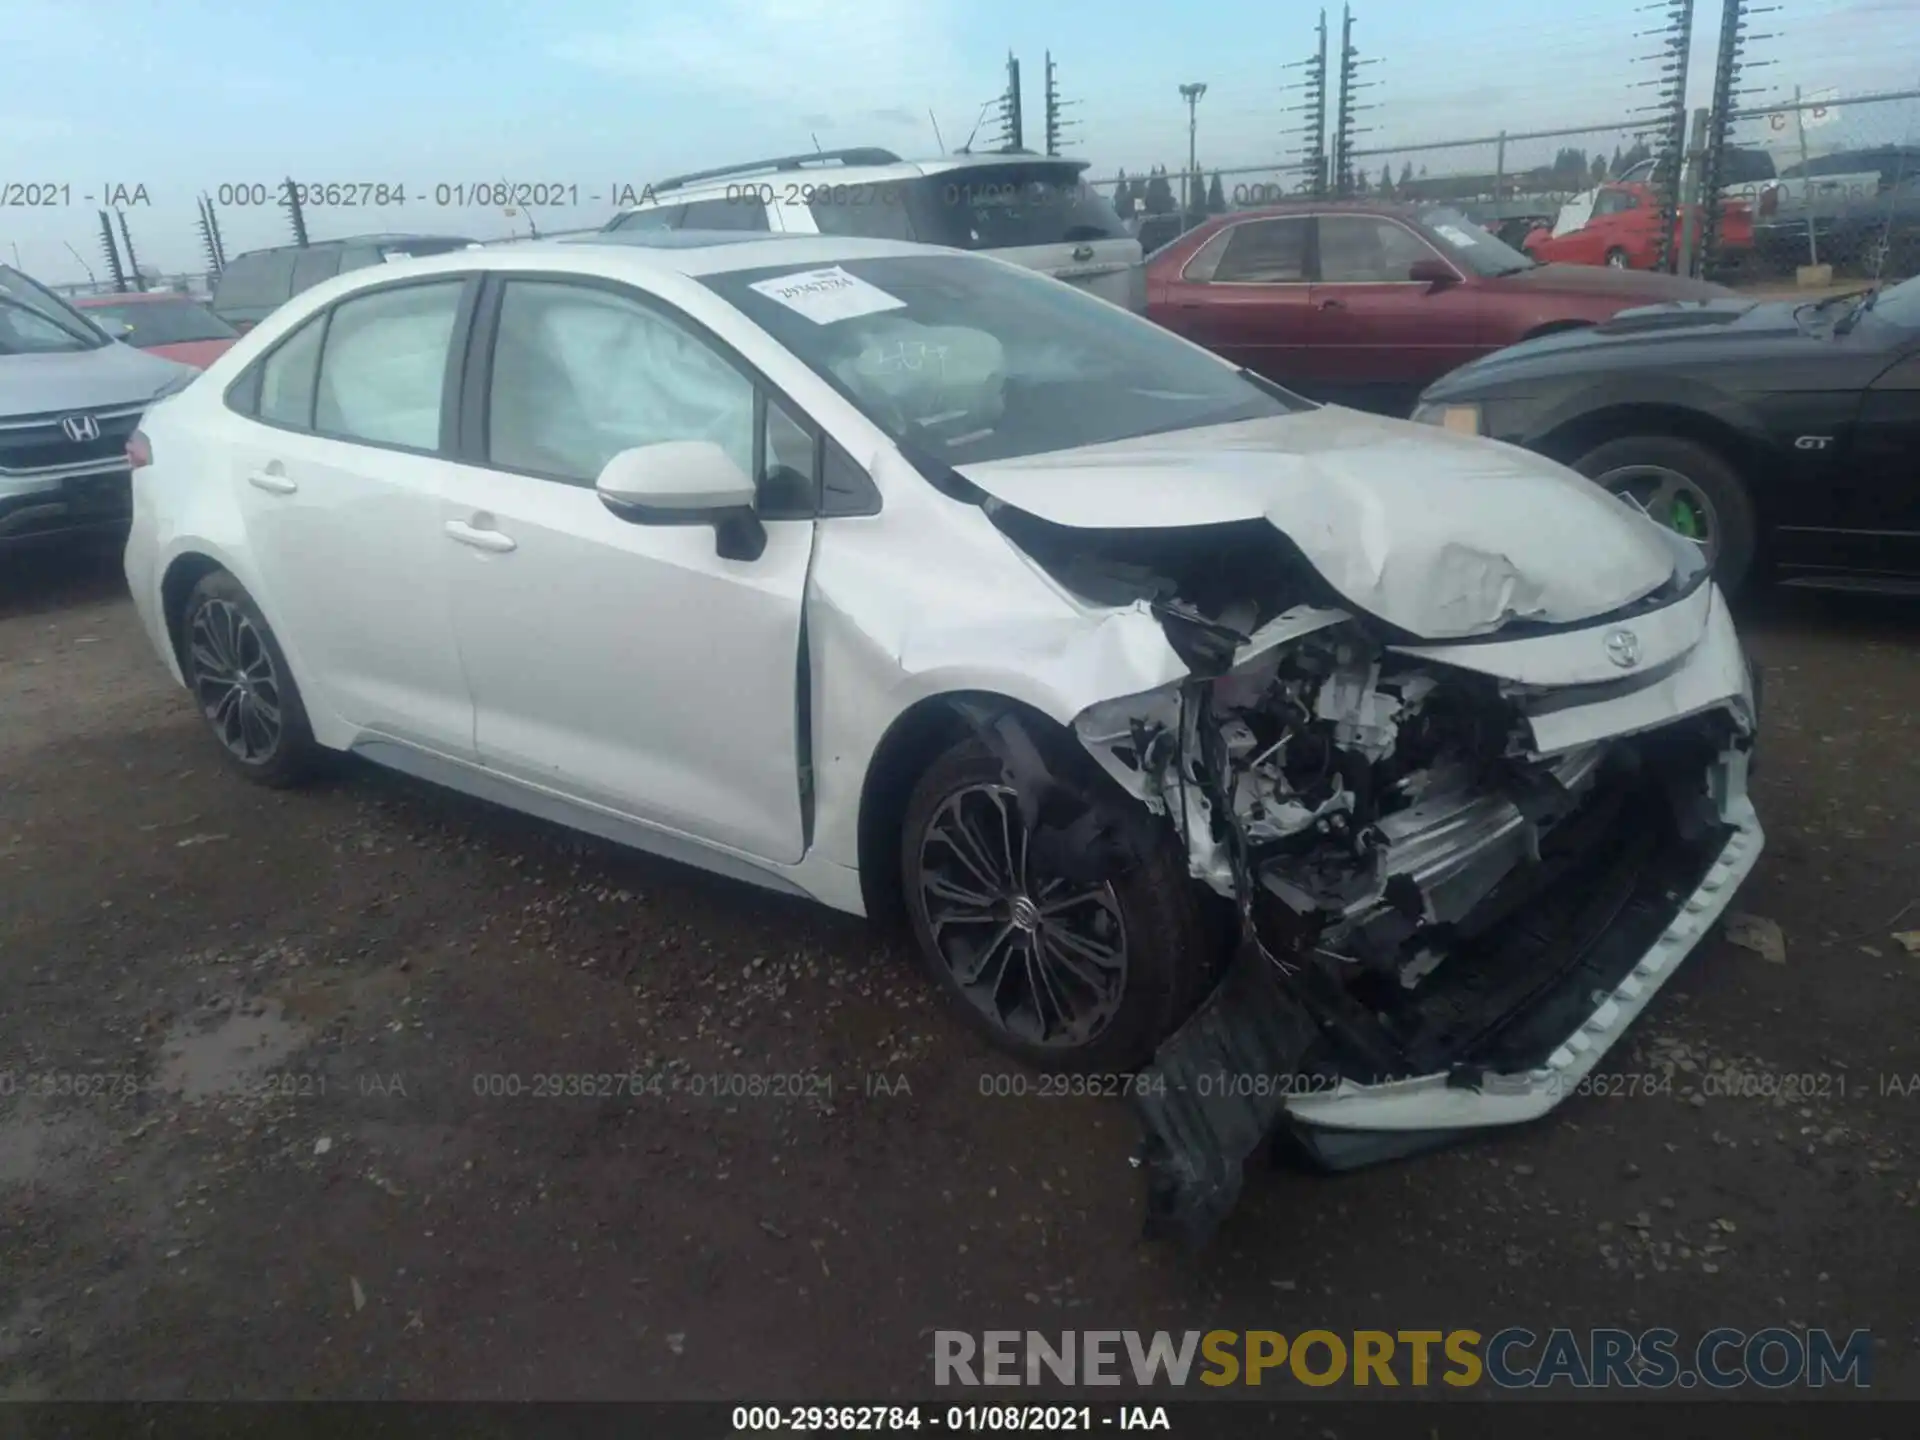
[2,547,1916,1402]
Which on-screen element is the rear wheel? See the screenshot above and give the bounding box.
[900,739,1211,1072]
[179,571,323,787]
[1572,435,1758,593]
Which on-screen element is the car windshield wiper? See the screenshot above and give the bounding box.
[1794,287,1873,331]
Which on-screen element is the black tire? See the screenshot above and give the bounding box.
[1604,247,1630,269]
[179,570,323,788]
[900,738,1211,1073]
[1572,434,1759,595]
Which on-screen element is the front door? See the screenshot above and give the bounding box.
[1308,214,1484,411]
[1155,215,1317,390]
[1836,347,1920,575]
[441,276,815,864]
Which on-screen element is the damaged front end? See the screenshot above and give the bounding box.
[1070,595,1761,1246]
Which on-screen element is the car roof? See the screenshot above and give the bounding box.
[74,291,202,306]
[616,150,1089,213]
[341,232,946,283]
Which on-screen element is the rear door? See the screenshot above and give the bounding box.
[1308,214,1483,408]
[226,277,478,754]
[1153,216,1316,389]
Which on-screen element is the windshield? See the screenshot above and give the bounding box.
[0,264,110,354]
[704,254,1302,465]
[1414,207,1536,275]
[82,298,238,346]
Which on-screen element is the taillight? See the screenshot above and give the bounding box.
[127,429,152,470]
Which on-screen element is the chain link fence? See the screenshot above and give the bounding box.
[1706,86,1920,282]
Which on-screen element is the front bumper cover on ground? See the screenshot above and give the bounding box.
[1132,749,1762,1247]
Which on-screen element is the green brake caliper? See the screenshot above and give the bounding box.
[1668,493,1702,540]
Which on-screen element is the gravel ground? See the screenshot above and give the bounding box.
[1,546,1916,1401]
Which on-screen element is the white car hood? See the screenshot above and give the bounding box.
[952,406,1676,641]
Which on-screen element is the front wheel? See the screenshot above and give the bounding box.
[1604,247,1631,269]
[180,570,323,787]
[900,739,1211,1072]
[1572,435,1759,594]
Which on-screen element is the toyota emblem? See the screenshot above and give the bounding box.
[60,413,102,443]
[1605,628,1642,669]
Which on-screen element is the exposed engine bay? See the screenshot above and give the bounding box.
[978,505,1759,1244]
[1076,619,1620,1031]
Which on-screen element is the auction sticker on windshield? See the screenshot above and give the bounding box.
[1433,224,1479,248]
[748,266,907,324]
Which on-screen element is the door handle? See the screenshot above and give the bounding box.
[444,518,517,553]
[1317,298,1346,310]
[247,471,297,495]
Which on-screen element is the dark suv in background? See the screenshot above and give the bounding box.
[209,234,480,330]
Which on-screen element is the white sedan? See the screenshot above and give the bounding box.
[123,231,1762,1234]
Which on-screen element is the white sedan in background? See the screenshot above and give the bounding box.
[124,230,1762,1238]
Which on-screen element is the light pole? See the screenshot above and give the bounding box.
[1179,82,1207,214]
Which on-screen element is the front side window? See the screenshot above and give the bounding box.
[486,280,755,485]
[679,198,770,233]
[608,205,688,232]
[703,253,1303,467]
[313,281,464,449]
[1593,189,1639,217]
[256,313,327,428]
[1317,216,1442,283]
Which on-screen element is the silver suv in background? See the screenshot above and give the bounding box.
[0,265,196,553]
[604,147,1146,311]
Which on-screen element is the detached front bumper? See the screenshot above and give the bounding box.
[1286,767,1760,1135]
[1131,585,1763,1244]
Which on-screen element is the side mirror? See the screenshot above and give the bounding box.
[595,441,766,561]
[1409,258,1459,289]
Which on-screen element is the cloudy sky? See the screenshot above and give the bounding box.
[2,0,1913,279]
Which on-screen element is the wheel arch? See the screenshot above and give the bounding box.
[159,550,231,673]
[854,690,1078,929]
[1533,401,1776,515]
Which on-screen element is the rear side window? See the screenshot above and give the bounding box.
[900,164,1129,250]
[313,281,464,450]
[679,198,770,232]
[256,314,327,428]
[809,184,916,241]
[1189,218,1308,283]
[290,248,343,296]
[214,253,296,313]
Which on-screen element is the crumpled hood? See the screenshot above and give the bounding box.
[954,406,1676,641]
[0,341,194,416]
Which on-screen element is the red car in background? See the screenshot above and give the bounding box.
[1146,200,1725,413]
[1522,181,1754,272]
[75,291,240,369]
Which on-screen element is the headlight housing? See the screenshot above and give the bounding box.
[1410,401,1483,436]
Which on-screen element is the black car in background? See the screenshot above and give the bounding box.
[1412,276,1920,595]
[209,234,480,331]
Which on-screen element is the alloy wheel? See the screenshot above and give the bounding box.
[916,783,1129,1049]
[187,599,284,764]
[1597,463,1721,568]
